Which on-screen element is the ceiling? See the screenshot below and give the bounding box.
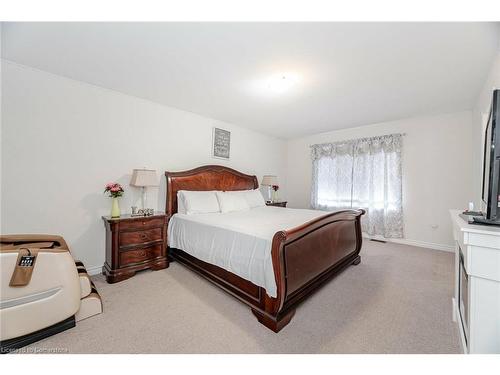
[2,22,499,139]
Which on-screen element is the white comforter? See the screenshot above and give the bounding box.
[167,206,328,297]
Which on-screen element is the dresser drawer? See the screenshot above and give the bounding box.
[119,227,162,247]
[119,244,163,267]
[119,217,165,231]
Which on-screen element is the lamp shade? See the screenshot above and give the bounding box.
[130,169,158,187]
[261,175,278,186]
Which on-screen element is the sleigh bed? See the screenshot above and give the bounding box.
[165,165,365,332]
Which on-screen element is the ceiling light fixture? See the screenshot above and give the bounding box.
[245,71,302,98]
[267,73,299,94]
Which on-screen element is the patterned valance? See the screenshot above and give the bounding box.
[310,133,403,161]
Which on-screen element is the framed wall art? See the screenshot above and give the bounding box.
[212,127,231,160]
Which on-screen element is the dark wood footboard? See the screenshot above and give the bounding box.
[165,165,365,332]
[263,209,365,331]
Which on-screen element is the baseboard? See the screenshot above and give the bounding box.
[86,265,103,276]
[363,234,455,253]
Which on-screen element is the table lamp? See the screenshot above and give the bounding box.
[261,175,278,202]
[130,168,158,213]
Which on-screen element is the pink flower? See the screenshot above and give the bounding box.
[104,182,124,197]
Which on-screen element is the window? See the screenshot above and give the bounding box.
[311,134,403,238]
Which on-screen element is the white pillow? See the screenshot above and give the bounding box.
[216,191,250,213]
[178,190,220,215]
[243,189,266,208]
[231,189,266,208]
[177,191,187,214]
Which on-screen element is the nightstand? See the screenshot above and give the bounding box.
[102,213,168,283]
[266,201,288,208]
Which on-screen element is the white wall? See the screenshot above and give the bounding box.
[286,111,475,249]
[472,50,500,207]
[1,61,287,272]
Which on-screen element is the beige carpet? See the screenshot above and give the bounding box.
[20,241,462,353]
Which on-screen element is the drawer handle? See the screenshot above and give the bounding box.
[138,250,147,257]
[140,233,149,240]
[142,221,146,225]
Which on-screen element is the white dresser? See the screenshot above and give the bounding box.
[450,210,500,353]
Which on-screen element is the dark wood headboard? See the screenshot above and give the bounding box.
[165,165,258,217]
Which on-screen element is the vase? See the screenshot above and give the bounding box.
[111,197,120,218]
[272,190,279,202]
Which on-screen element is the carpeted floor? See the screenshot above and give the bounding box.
[21,241,462,353]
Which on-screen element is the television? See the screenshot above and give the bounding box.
[478,89,500,225]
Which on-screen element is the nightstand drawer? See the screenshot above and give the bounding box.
[119,244,163,267]
[119,217,164,230]
[119,227,162,247]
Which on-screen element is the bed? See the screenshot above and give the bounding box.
[165,165,365,332]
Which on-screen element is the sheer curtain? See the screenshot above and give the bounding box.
[311,134,403,238]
